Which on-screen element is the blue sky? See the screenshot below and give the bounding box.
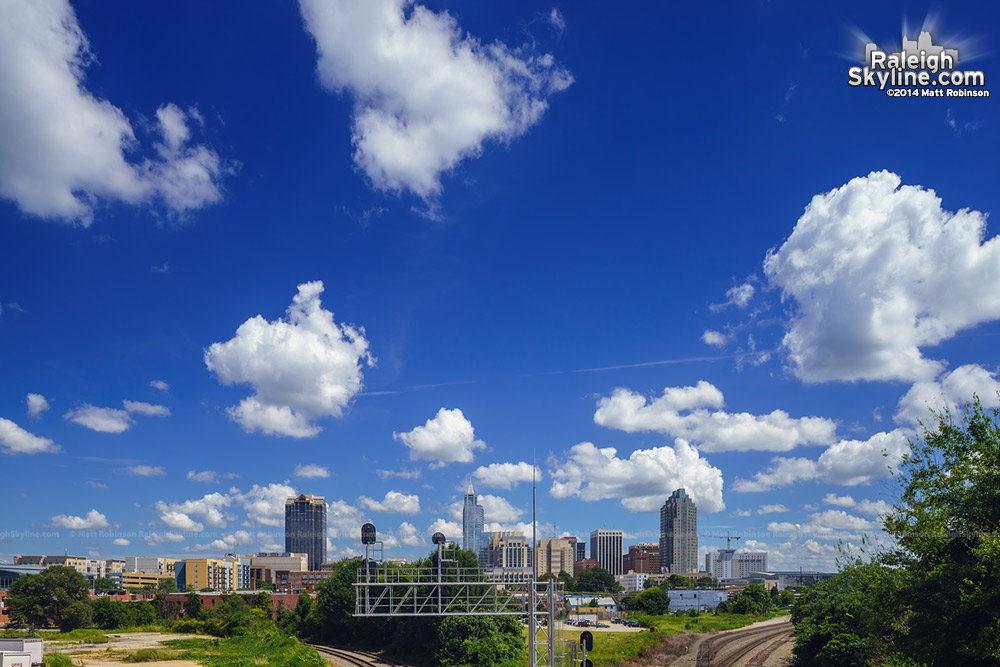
[1,0,998,572]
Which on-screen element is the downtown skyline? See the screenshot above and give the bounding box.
[1,0,999,572]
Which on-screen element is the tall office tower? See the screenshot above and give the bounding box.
[660,488,698,574]
[462,483,487,568]
[589,529,624,576]
[285,494,327,571]
[562,536,587,562]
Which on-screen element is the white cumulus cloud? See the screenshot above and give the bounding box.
[298,0,572,201]
[160,511,204,532]
[734,430,910,491]
[186,470,238,483]
[205,281,374,438]
[594,381,838,452]
[358,490,422,515]
[50,509,109,530]
[764,171,1000,383]
[123,400,171,417]
[294,464,331,478]
[234,483,297,527]
[144,532,185,546]
[394,407,485,467]
[0,417,60,455]
[149,380,170,392]
[894,364,1000,431]
[112,538,130,546]
[26,393,50,417]
[64,405,133,433]
[548,440,725,513]
[155,491,233,530]
[472,461,541,490]
[701,330,728,347]
[0,0,228,223]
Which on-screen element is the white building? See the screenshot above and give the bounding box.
[705,551,768,579]
[615,572,649,592]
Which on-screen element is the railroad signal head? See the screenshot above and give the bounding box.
[580,631,593,651]
[432,532,446,545]
[361,522,377,545]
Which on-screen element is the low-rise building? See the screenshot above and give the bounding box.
[616,572,649,592]
[667,589,729,612]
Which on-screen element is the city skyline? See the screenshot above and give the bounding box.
[1,1,998,573]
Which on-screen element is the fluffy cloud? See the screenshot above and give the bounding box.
[768,510,881,541]
[701,330,728,347]
[734,430,910,491]
[764,171,1000,383]
[65,405,133,433]
[50,509,109,530]
[358,491,422,515]
[710,283,755,311]
[397,521,424,546]
[757,504,790,515]
[549,440,725,513]
[144,532,185,546]
[479,495,523,523]
[205,281,374,438]
[895,364,1000,430]
[298,0,571,200]
[155,491,233,530]
[186,470,238,483]
[472,461,541,490]
[821,493,892,517]
[327,499,368,538]
[293,464,331,478]
[0,0,227,223]
[123,401,171,417]
[594,381,838,452]
[112,538,130,546]
[26,393,49,417]
[428,518,462,540]
[394,408,485,467]
[234,483,296,527]
[160,511,204,532]
[149,380,170,392]
[0,417,60,454]
[127,465,165,477]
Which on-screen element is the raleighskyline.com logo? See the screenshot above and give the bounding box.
[848,31,989,97]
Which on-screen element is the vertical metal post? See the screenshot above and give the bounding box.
[547,582,555,667]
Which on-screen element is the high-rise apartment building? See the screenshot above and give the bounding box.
[660,488,698,574]
[589,529,624,576]
[285,494,327,571]
[536,538,574,577]
[462,483,487,568]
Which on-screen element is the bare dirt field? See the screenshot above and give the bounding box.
[51,632,207,667]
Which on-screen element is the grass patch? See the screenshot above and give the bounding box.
[2,629,113,644]
[43,654,80,667]
[162,633,326,667]
[634,609,787,634]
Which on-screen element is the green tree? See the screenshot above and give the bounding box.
[92,597,131,629]
[92,577,119,595]
[557,570,576,593]
[629,586,668,615]
[156,577,178,594]
[254,579,273,591]
[575,566,620,593]
[730,583,772,615]
[881,398,1000,666]
[791,563,906,667]
[183,591,203,620]
[130,601,157,626]
[6,566,92,631]
[436,616,523,667]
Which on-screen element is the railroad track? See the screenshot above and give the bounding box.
[309,644,409,667]
[695,619,793,667]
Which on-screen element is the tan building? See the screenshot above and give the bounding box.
[179,559,232,591]
[248,552,309,588]
[486,532,533,586]
[536,538,574,577]
[122,572,175,589]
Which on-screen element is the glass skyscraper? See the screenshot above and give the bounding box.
[285,494,327,571]
[462,483,487,568]
[660,488,698,574]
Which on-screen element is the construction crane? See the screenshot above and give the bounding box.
[701,531,742,549]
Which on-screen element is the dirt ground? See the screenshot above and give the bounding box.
[51,632,207,667]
